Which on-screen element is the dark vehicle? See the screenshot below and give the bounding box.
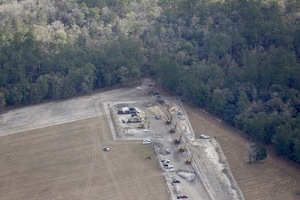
[103,147,110,152]
[131,113,138,117]
[177,194,188,199]
[148,82,156,86]
[118,110,129,114]
[172,179,180,183]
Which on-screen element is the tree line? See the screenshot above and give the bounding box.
[0,0,299,163]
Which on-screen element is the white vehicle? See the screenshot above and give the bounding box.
[143,139,150,142]
[134,107,141,113]
[103,147,110,152]
[136,86,142,90]
[143,141,150,145]
[164,164,174,169]
[161,158,170,163]
[200,134,210,139]
[165,149,171,154]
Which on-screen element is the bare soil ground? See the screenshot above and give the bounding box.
[184,104,300,200]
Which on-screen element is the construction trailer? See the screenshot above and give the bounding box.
[118,107,130,114]
[118,107,141,114]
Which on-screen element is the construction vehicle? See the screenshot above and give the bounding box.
[178,145,185,152]
[172,178,180,183]
[185,154,193,164]
[164,104,172,125]
[165,116,172,125]
[200,134,210,139]
[138,123,145,128]
[138,120,150,129]
[103,147,110,152]
[169,122,177,133]
[173,135,182,144]
[127,115,141,123]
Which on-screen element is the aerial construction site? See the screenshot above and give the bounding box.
[105,83,243,200]
[1,79,299,200]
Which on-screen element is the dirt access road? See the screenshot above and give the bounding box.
[184,104,300,200]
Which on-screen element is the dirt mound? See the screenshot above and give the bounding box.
[177,170,196,182]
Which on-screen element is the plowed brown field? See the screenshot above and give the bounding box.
[0,116,168,200]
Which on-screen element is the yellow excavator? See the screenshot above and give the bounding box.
[178,145,185,152]
[169,122,177,133]
[138,120,150,129]
[164,105,172,125]
[165,116,172,125]
[185,154,193,164]
[173,134,182,144]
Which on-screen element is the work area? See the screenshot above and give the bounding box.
[103,81,243,200]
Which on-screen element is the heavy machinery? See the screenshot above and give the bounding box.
[138,120,150,129]
[169,122,177,133]
[178,145,185,152]
[127,115,142,123]
[164,104,172,125]
[138,123,145,128]
[185,154,193,164]
[165,115,172,124]
[173,135,182,144]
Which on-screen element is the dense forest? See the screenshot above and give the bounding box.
[0,0,300,163]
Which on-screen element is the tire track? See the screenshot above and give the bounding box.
[83,129,97,200]
[94,101,123,199]
[7,148,33,200]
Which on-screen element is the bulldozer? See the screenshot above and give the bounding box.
[178,145,185,152]
[169,122,177,133]
[185,154,193,164]
[173,134,182,144]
